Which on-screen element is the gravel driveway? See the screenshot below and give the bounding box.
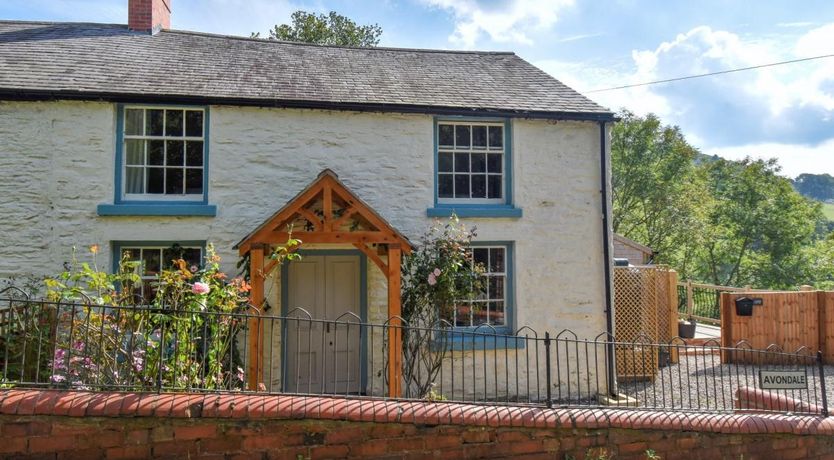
[615,353,834,414]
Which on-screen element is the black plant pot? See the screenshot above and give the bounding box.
[678,321,697,339]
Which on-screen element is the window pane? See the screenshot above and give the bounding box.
[454,153,469,172]
[125,139,144,165]
[185,111,203,137]
[142,249,161,276]
[121,248,140,263]
[455,125,470,148]
[148,140,164,165]
[488,126,503,149]
[186,141,203,166]
[438,174,453,198]
[147,168,164,193]
[165,110,183,136]
[146,109,164,136]
[472,125,487,148]
[487,176,502,199]
[166,168,184,194]
[182,248,202,266]
[489,301,505,325]
[455,303,471,327]
[438,152,453,172]
[487,153,502,173]
[454,175,470,198]
[489,276,504,299]
[125,109,144,135]
[438,124,454,147]
[125,167,144,194]
[186,169,203,194]
[473,248,489,266]
[166,140,184,166]
[471,153,486,172]
[471,175,486,198]
[490,248,505,272]
[161,248,180,269]
[472,303,488,326]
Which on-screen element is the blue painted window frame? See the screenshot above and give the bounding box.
[436,241,522,350]
[97,104,216,216]
[428,117,522,218]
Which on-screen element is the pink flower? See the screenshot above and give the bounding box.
[191,282,210,295]
[433,268,441,276]
[427,273,437,286]
[190,265,199,273]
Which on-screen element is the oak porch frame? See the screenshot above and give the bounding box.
[234,170,412,397]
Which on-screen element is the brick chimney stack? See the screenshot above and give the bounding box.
[128,0,171,33]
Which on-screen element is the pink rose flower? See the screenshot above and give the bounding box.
[191,282,210,295]
[433,268,441,276]
[427,273,437,286]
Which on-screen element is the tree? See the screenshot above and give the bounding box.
[252,11,382,47]
[793,173,834,202]
[693,158,823,288]
[611,110,829,289]
[610,110,705,270]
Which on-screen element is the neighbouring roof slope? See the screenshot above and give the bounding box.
[0,21,613,120]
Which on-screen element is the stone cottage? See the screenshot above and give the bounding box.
[0,0,616,399]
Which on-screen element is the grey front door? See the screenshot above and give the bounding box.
[285,255,361,394]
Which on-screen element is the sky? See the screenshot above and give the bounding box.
[2,0,834,177]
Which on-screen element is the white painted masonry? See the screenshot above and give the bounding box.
[0,100,612,395]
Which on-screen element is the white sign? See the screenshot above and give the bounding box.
[759,370,808,390]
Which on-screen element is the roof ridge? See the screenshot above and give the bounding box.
[0,19,515,55]
[0,19,124,27]
[161,28,516,55]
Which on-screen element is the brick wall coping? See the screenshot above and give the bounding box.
[1,389,831,436]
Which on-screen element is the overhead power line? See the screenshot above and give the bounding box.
[584,53,834,93]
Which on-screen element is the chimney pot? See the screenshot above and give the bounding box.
[128,0,171,33]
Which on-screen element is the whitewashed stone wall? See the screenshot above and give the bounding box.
[0,100,613,396]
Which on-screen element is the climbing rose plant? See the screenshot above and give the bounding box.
[397,215,484,398]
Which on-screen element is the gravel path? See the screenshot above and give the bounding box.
[615,354,834,414]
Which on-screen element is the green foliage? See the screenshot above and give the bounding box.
[11,239,297,391]
[40,244,253,390]
[252,11,382,47]
[793,173,834,202]
[823,202,834,221]
[612,110,830,290]
[611,110,704,262]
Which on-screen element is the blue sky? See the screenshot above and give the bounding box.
[3,0,834,176]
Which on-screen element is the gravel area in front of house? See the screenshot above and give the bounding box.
[613,354,834,414]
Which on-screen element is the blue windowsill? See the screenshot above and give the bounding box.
[426,205,523,218]
[97,203,217,217]
[431,333,527,351]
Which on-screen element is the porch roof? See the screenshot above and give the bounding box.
[234,169,412,255]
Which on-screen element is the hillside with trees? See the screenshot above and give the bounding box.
[612,110,833,290]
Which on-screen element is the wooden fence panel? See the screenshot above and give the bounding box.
[721,290,832,363]
[824,291,834,363]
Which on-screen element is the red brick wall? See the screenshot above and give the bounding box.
[128,0,171,31]
[1,390,833,459]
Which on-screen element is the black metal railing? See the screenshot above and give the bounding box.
[0,295,828,416]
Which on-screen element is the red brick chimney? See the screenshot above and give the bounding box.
[128,0,171,33]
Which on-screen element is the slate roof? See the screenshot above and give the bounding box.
[0,21,613,120]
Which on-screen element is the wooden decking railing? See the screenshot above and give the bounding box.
[677,281,752,324]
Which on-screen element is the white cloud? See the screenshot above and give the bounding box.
[422,0,573,48]
[706,141,834,177]
[538,24,834,176]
